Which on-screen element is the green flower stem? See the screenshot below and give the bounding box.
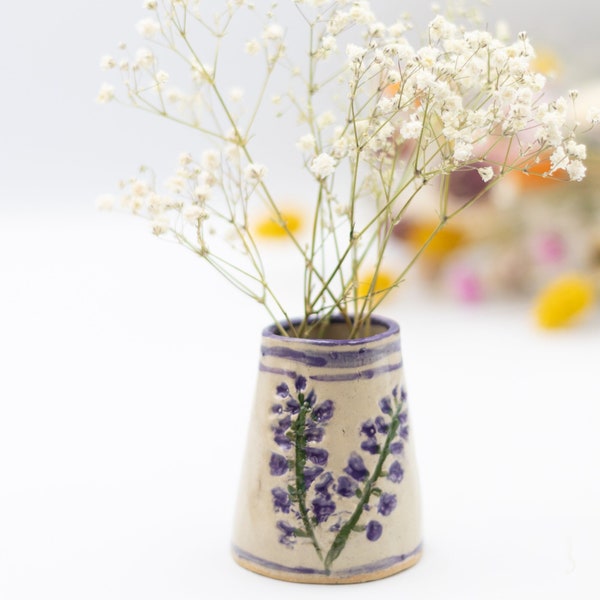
[293,396,324,562]
[324,405,403,571]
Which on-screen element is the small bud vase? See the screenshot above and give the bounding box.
[231,315,422,584]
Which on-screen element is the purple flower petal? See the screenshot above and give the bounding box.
[360,420,377,438]
[312,399,334,422]
[314,472,334,497]
[276,383,290,398]
[378,492,397,516]
[360,438,380,455]
[388,460,404,483]
[375,416,389,434]
[303,466,324,488]
[379,396,392,415]
[344,452,369,482]
[295,375,307,392]
[312,496,336,524]
[366,520,383,541]
[335,475,357,498]
[269,453,288,477]
[306,446,329,466]
[390,440,404,455]
[271,487,291,513]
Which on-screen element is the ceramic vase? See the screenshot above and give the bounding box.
[231,315,422,584]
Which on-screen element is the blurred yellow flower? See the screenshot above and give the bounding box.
[405,220,467,263]
[358,269,396,300]
[254,209,303,238]
[531,48,562,78]
[533,274,595,328]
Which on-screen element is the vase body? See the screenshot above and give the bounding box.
[231,315,422,584]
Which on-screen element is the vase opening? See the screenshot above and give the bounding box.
[267,314,398,343]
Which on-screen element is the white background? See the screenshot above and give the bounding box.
[1,1,600,599]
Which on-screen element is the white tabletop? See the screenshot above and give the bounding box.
[1,207,598,599]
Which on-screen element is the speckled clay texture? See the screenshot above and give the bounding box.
[231,316,422,584]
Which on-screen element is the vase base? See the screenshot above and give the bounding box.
[231,544,422,584]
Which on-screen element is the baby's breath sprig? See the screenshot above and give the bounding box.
[98,0,596,339]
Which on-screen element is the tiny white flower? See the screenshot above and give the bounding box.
[477,166,494,183]
[400,119,422,140]
[143,0,158,8]
[183,205,208,224]
[310,153,336,179]
[179,152,193,166]
[244,39,261,55]
[229,87,244,102]
[321,35,337,53]
[100,55,116,71]
[155,70,169,85]
[96,83,115,104]
[151,215,171,236]
[566,159,586,182]
[136,18,160,39]
[346,43,367,63]
[296,133,316,152]
[130,179,149,197]
[586,106,600,125]
[453,140,473,163]
[244,163,268,183]
[317,111,335,129]
[565,140,587,161]
[201,150,221,171]
[96,194,115,210]
[193,183,212,201]
[134,47,154,69]
[262,23,284,41]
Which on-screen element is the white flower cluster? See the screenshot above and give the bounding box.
[98,0,595,335]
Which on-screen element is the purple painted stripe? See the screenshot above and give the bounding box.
[232,542,422,578]
[261,340,400,369]
[259,364,298,379]
[309,361,402,382]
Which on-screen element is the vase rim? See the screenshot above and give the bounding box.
[262,314,399,346]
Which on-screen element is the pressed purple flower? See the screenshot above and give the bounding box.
[276,520,296,547]
[305,422,324,443]
[388,460,404,484]
[286,398,301,414]
[379,396,393,415]
[303,466,324,488]
[399,412,408,424]
[305,389,317,407]
[390,440,404,455]
[392,385,399,398]
[276,382,290,398]
[272,415,292,443]
[366,520,383,541]
[314,472,334,497]
[399,425,410,440]
[312,399,334,422]
[278,414,292,431]
[375,416,389,434]
[360,438,380,455]
[306,446,329,466]
[312,495,336,523]
[269,453,289,476]
[360,419,377,438]
[344,452,369,482]
[400,387,407,402]
[378,492,397,516]
[335,475,357,498]
[273,434,292,450]
[271,403,283,414]
[272,487,292,513]
[295,375,307,392]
